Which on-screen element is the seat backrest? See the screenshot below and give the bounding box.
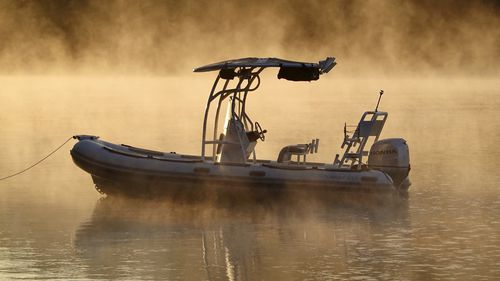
[357,112,387,140]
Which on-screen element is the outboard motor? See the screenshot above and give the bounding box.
[368,138,410,189]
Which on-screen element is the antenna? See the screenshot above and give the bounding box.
[375,90,384,112]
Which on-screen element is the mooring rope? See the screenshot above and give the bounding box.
[0,136,74,181]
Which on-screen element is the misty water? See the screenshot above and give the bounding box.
[0,75,499,280]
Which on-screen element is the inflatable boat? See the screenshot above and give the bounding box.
[71,57,411,198]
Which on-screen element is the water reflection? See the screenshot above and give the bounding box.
[74,194,409,280]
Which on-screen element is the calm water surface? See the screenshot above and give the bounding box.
[0,76,499,280]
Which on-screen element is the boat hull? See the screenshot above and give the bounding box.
[70,137,399,200]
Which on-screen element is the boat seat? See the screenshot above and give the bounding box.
[335,111,387,168]
[277,139,319,164]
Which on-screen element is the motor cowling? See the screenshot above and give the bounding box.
[368,138,410,188]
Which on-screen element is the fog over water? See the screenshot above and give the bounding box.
[0,0,499,76]
[0,0,499,280]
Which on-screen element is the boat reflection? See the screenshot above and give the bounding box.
[74,192,409,280]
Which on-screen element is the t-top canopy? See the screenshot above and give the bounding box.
[193,57,336,81]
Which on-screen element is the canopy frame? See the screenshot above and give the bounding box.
[196,57,336,161]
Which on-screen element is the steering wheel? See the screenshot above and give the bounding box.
[255,122,267,141]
